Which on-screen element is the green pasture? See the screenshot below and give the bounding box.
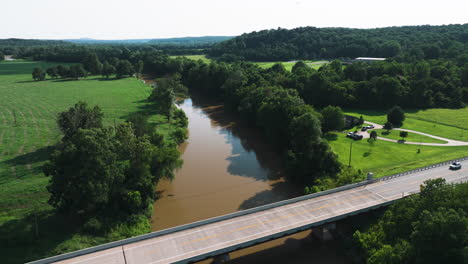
[170,54,211,63]
[345,108,468,142]
[0,60,171,263]
[326,133,468,177]
[372,129,448,144]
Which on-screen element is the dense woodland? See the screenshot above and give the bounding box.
[209,24,468,61]
[352,179,467,264]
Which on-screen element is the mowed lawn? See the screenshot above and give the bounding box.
[345,108,468,142]
[0,60,165,263]
[371,129,447,144]
[170,54,212,63]
[326,133,468,177]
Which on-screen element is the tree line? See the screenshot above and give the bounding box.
[32,53,143,81]
[208,24,468,62]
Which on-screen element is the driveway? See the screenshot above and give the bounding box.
[358,121,468,146]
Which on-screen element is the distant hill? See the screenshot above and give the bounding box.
[64,36,234,46]
[147,36,234,45]
[208,24,468,61]
[0,38,70,46]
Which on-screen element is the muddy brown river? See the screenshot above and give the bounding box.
[150,94,348,264]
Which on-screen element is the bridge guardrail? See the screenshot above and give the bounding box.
[28,156,468,264]
[370,156,468,183]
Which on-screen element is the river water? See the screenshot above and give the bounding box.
[150,94,348,264]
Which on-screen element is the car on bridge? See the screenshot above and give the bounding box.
[449,162,462,170]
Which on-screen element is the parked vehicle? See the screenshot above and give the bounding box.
[449,162,462,170]
[346,132,363,140]
[361,127,368,131]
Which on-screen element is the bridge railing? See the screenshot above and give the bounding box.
[28,156,468,264]
[370,156,468,183]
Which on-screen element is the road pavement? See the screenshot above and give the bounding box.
[32,160,468,264]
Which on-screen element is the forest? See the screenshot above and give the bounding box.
[209,24,468,62]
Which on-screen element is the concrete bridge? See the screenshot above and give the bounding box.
[30,158,468,264]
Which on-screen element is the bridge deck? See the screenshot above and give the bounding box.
[36,160,467,264]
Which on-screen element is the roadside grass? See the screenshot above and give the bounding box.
[372,129,448,144]
[0,60,174,263]
[326,132,468,177]
[345,108,468,142]
[170,54,211,63]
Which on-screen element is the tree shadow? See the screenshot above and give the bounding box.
[16,80,38,83]
[4,146,54,167]
[189,92,286,182]
[381,131,390,135]
[0,211,77,264]
[363,151,371,157]
[324,133,338,141]
[238,181,301,210]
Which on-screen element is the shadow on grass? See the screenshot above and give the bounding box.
[16,80,39,83]
[324,133,338,141]
[0,211,77,264]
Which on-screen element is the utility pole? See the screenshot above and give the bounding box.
[348,141,353,167]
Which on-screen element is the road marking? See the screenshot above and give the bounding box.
[66,165,467,263]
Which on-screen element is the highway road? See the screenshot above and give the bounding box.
[32,160,468,264]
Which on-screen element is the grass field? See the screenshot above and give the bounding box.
[253,60,328,71]
[0,60,172,263]
[345,108,468,142]
[170,54,211,63]
[326,133,468,177]
[372,129,448,144]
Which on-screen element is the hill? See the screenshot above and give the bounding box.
[208,24,468,61]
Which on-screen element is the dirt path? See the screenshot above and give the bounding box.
[360,121,468,146]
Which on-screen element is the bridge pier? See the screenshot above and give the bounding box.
[311,222,336,241]
[212,253,230,263]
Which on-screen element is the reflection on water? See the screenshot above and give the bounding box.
[151,95,300,231]
[150,94,348,263]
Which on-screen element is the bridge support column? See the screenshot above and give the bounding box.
[212,253,230,263]
[312,223,336,241]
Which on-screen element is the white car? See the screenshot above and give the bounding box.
[449,162,462,170]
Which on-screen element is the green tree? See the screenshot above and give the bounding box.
[149,77,177,120]
[56,65,69,78]
[82,53,102,75]
[32,67,46,81]
[370,130,378,140]
[116,60,134,78]
[384,121,393,132]
[101,61,116,78]
[387,106,405,126]
[43,128,124,217]
[69,64,87,79]
[320,105,345,133]
[399,131,408,140]
[126,113,150,138]
[410,208,466,264]
[46,67,59,79]
[57,101,103,139]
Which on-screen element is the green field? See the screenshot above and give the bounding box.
[372,129,448,144]
[253,60,327,71]
[326,133,468,177]
[346,108,468,142]
[170,54,211,63]
[0,61,172,263]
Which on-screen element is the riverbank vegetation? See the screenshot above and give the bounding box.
[352,179,467,264]
[0,60,186,263]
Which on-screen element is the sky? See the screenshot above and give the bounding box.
[2,0,468,39]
